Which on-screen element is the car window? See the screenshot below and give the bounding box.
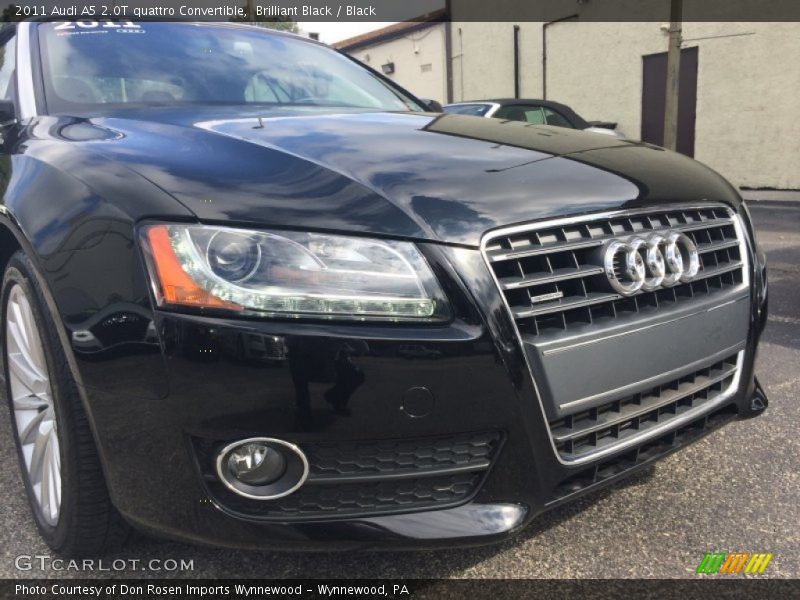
[494,105,546,124]
[442,103,492,116]
[52,75,186,105]
[0,32,16,101]
[543,107,574,128]
[37,22,423,114]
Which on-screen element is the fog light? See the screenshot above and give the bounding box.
[227,442,286,485]
[215,437,309,500]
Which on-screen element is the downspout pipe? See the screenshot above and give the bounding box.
[444,0,453,103]
[445,21,454,103]
[513,25,520,98]
[542,14,578,100]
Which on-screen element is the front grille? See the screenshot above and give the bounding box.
[549,353,740,461]
[550,403,738,503]
[482,204,749,465]
[483,205,746,338]
[195,432,502,519]
[304,433,497,482]
[225,473,482,518]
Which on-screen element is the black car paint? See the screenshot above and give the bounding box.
[21,108,743,245]
[0,61,767,546]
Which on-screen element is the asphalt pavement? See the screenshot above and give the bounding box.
[1,201,798,580]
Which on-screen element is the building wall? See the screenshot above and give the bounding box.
[345,24,447,104]
[451,22,544,102]
[451,21,800,189]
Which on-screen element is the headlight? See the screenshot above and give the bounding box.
[140,225,449,322]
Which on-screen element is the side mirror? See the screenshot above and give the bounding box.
[0,100,16,126]
[419,98,443,113]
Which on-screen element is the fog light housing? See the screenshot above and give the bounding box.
[227,443,287,485]
[216,438,308,500]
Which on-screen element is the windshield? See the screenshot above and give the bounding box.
[38,21,423,114]
[442,104,493,117]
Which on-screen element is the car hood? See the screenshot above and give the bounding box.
[62,109,740,247]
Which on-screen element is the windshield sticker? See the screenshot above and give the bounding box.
[52,21,145,36]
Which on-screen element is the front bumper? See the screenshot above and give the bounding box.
[75,210,768,550]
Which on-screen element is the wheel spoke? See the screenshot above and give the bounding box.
[9,299,32,354]
[19,296,47,373]
[51,432,61,484]
[13,393,49,411]
[8,351,48,396]
[40,440,51,517]
[46,439,60,522]
[19,408,47,446]
[6,319,41,377]
[27,418,52,484]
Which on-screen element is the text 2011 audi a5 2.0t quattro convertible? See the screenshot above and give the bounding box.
[0,21,768,555]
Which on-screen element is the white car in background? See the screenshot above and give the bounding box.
[443,98,625,138]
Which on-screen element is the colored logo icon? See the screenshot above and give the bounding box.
[696,552,774,574]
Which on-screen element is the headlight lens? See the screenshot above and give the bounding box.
[141,225,449,321]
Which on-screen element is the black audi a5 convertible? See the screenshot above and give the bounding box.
[0,20,768,555]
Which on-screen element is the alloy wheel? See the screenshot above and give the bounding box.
[6,283,61,526]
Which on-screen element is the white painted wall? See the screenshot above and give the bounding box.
[345,24,448,104]
[451,21,800,189]
[688,23,800,189]
[451,22,543,102]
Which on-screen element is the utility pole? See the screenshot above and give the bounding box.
[663,0,683,151]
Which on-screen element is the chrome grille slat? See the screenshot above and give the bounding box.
[511,292,620,319]
[690,261,744,281]
[697,239,740,253]
[500,265,605,290]
[675,221,733,233]
[486,238,604,262]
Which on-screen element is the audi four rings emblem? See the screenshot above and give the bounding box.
[603,231,700,295]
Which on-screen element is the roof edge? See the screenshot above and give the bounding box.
[332,10,447,51]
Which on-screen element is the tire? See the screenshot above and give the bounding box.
[3,250,130,556]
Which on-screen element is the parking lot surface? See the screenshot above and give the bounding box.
[1,202,798,579]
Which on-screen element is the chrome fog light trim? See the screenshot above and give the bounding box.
[215,437,309,501]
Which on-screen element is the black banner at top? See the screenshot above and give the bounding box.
[2,0,800,23]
